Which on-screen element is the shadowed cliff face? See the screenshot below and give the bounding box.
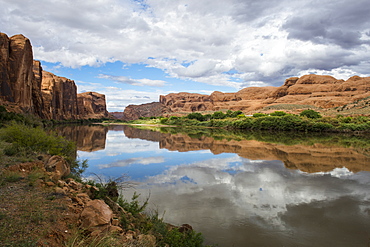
[0,32,108,120]
[0,33,36,113]
[53,125,108,152]
[123,127,370,173]
[77,92,109,119]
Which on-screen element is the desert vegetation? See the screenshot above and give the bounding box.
[129,110,370,133]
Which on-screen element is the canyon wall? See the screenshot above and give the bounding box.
[122,102,163,121]
[0,32,108,120]
[123,74,370,120]
[77,92,109,119]
[159,75,370,116]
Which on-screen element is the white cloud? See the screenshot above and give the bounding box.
[98,74,168,87]
[1,0,369,90]
[99,156,165,169]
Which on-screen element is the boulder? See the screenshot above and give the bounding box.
[44,155,71,180]
[80,199,113,231]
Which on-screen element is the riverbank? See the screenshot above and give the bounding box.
[123,110,370,133]
[0,119,213,246]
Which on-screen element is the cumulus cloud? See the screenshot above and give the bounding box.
[98,74,167,87]
[1,0,369,89]
[99,156,165,168]
[128,156,370,245]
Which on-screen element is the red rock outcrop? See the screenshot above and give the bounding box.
[0,33,41,114]
[77,92,109,119]
[0,32,109,120]
[123,102,163,121]
[159,75,370,116]
[41,71,79,120]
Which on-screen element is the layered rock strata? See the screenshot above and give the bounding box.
[159,75,370,116]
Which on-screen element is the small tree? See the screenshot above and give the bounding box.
[300,109,322,119]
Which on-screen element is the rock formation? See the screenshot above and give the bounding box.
[158,75,370,116]
[77,92,109,119]
[122,102,163,121]
[0,33,38,114]
[41,71,79,120]
[0,32,109,120]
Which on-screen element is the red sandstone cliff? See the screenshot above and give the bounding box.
[77,92,109,119]
[159,75,370,116]
[0,32,108,120]
[122,102,163,121]
[41,71,79,120]
[0,33,40,114]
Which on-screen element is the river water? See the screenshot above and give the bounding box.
[57,124,370,247]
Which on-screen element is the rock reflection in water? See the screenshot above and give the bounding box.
[54,125,108,152]
[123,126,370,173]
[64,125,370,247]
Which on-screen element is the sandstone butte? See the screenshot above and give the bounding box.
[0,32,108,120]
[123,74,370,120]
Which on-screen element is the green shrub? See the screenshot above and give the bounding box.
[211,111,226,119]
[0,122,75,162]
[187,113,205,121]
[270,111,287,116]
[252,113,268,118]
[300,109,322,119]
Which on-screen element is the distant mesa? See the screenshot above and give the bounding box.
[123,74,370,121]
[0,32,108,120]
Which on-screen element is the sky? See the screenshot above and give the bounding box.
[1,0,370,112]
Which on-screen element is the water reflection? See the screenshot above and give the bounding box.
[59,125,370,247]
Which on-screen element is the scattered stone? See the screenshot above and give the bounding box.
[109,225,123,234]
[45,181,55,187]
[44,155,70,180]
[112,218,119,226]
[80,199,113,231]
[54,187,66,195]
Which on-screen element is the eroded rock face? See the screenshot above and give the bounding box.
[77,92,109,119]
[1,32,109,120]
[0,33,36,113]
[41,71,79,120]
[123,102,163,121]
[158,75,370,115]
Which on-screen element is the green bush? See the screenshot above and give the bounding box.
[0,122,75,162]
[252,113,268,118]
[270,111,287,116]
[300,109,322,119]
[211,111,226,119]
[187,112,205,121]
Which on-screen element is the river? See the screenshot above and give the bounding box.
[56,124,370,247]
